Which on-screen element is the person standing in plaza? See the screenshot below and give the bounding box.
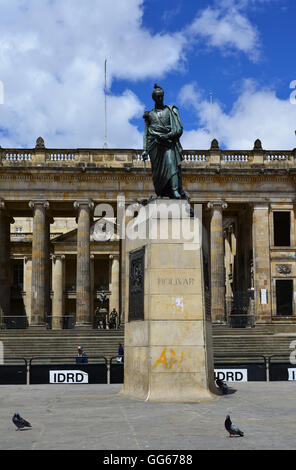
[76,346,88,364]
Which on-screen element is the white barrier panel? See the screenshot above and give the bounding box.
[49,370,89,384]
[214,369,248,382]
[288,368,296,381]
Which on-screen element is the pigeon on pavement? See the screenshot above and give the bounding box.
[12,412,32,431]
[216,378,229,394]
[224,415,244,437]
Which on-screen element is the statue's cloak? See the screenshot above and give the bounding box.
[144,105,183,196]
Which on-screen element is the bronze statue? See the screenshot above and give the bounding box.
[142,84,186,199]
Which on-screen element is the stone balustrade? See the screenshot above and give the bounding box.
[1,146,296,169]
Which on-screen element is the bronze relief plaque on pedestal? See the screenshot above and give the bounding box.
[128,247,145,321]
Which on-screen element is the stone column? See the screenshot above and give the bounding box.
[109,254,120,314]
[29,200,50,328]
[90,254,95,326]
[74,199,94,328]
[119,193,133,326]
[0,201,13,324]
[52,255,65,330]
[207,201,228,323]
[24,256,32,323]
[252,204,271,323]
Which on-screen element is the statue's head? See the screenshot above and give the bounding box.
[152,83,164,105]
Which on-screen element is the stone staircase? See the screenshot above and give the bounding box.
[0,329,125,363]
[1,325,296,364]
[212,325,296,363]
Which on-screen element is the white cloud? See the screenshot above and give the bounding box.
[188,4,260,62]
[179,81,296,150]
[0,0,186,148]
[0,0,278,149]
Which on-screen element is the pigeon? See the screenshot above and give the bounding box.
[12,412,32,431]
[224,415,244,438]
[216,378,229,394]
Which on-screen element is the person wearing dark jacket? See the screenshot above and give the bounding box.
[76,346,88,364]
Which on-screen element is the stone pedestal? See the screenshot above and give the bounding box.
[122,200,216,402]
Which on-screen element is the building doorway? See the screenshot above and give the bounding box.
[276,279,293,316]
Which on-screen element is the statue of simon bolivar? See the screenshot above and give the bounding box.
[141,83,187,200]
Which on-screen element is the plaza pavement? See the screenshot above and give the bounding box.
[0,382,295,450]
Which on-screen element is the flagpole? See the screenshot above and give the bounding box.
[104,58,108,149]
[210,92,213,140]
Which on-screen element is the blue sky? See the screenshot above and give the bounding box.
[0,0,295,150]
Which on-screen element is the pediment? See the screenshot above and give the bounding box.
[90,218,118,242]
[51,228,77,243]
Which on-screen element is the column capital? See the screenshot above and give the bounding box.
[52,254,66,262]
[207,200,228,211]
[74,199,94,211]
[0,200,13,221]
[109,254,119,260]
[0,199,6,211]
[29,200,50,210]
[252,203,270,211]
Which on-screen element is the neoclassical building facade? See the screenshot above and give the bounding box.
[1,138,296,328]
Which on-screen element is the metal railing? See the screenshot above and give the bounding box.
[29,355,108,365]
[0,354,296,384]
[0,357,28,384]
[214,353,267,381]
[110,355,124,364]
[214,353,267,363]
[1,356,28,364]
[2,316,29,329]
[109,355,124,384]
[225,292,255,328]
[29,355,108,385]
[268,354,291,364]
[46,315,76,329]
[226,314,255,328]
[267,355,293,381]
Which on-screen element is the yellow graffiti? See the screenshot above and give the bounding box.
[152,347,184,370]
[152,347,168,369]
[177,352,184,368]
